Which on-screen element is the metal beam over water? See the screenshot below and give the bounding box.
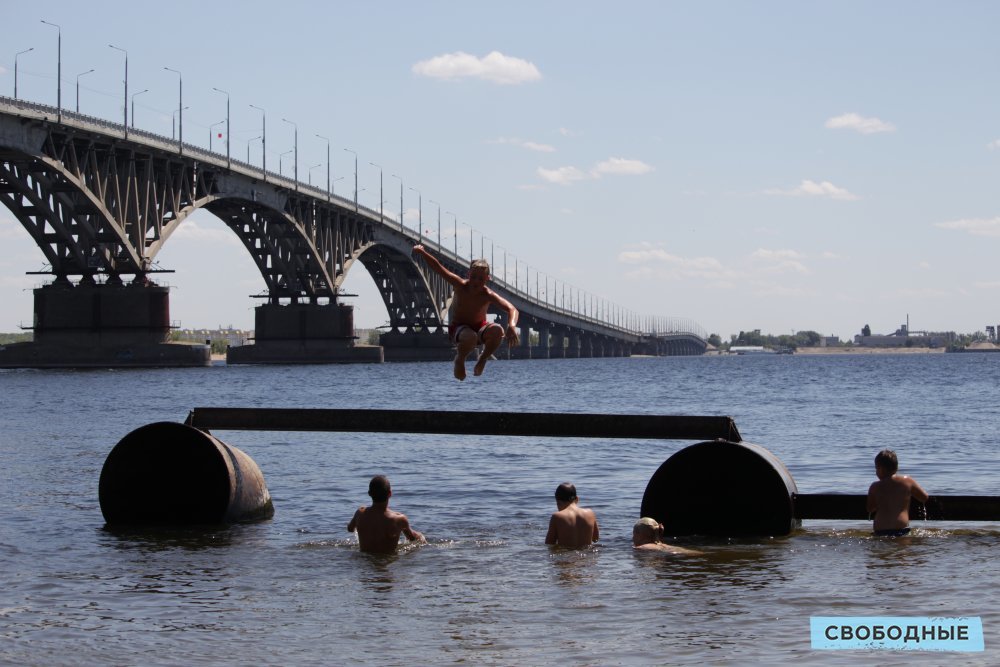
[185,407,743,442]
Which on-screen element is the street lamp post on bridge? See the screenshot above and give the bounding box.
[308,163,322,186]
[14,48,33,100]
[247,136,261,163]
[282,118,297,190]
[344,148,357,211]
[75,68,94,113]
[171,105,189,141]
[108,44,127,137]
[130,89,147,128]
[40,20,60,121]
[250,104,266,180]
[408,187,421,242]
[446,211,458,259]
[428,199,441,249]
[163,67,182,154]
[212,87,230,167]
[280,149,293,177]
[369,162,383,223]
[391,174,403,231]
[315,134,331,201]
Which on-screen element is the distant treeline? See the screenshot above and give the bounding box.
[708,328,991,351]
[0,333,32,344]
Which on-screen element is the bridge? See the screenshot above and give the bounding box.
[0,96,708,367]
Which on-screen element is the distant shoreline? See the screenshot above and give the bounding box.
[793,346,946,355]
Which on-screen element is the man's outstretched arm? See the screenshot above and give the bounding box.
[413,244,463,287]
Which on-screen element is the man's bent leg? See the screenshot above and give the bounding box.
[454,328,478,380]
[474,324,504,376]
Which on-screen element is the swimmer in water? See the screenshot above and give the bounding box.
[348,475,426,553]
[866,449,929,537]
[632,517,703,555]
[545,482,600,548]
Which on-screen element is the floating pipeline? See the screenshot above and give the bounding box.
[99,409,1000,533]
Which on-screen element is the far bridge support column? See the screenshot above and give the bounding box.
[551,329,566,358]
[0,281,210,368]
[228,302,384,364]
[534,326,551,359]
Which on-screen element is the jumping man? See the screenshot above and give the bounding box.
[412,244,519,380]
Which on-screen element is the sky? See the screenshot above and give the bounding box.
[2,1,999,341]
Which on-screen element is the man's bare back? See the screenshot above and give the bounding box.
[866,449,928,534]
[867,475,928,532]
[545,483,599,548]
[348,475,424,553]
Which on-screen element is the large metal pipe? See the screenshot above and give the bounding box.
[641,440,800,537]
[99,422,273,526]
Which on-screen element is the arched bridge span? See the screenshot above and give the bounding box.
[0,98,706,361]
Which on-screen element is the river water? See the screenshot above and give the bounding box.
[1,353,998,665]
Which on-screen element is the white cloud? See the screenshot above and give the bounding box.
[763,179,859,201]
[537,165,589,185]
[988,140,1000,151]
[412,51,542,85]
[821,251,843,260]
[617,243,814,291]
[591,157,653,176]
[558,127,577,137]
[516,184,545,191]
[934,216,1000,237]
[172,219,242,246]
[538,157,653,185]
[487,137,555,152]
[974,281,1000,289]
[617,243,732,282]
[825,112,896,134]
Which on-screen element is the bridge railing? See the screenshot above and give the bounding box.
[1,96,706,343]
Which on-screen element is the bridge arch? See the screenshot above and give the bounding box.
[0,99,708,363]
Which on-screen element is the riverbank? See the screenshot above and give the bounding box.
[794,346,946,355]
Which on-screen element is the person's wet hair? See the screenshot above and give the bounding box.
[554,482,577,502]
[875,449,898,474]
[470,258,490,275]
[369,475,391,502]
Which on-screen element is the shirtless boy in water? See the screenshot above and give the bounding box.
[545,482,600,548]
[866,449,929,537]
[412,244,519,380]
[347,475,425,553]
[632,517,703,555]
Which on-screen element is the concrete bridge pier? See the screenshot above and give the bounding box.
[509,324,532,359]
[0,281,210,368]
[550,329,567,358]
[228,302,384,364]
[534,326,551,359]
[379,329,453,362]
[565,332,580,358]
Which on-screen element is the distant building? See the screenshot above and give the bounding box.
[174,327,253,347]
[853,324,952,348]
